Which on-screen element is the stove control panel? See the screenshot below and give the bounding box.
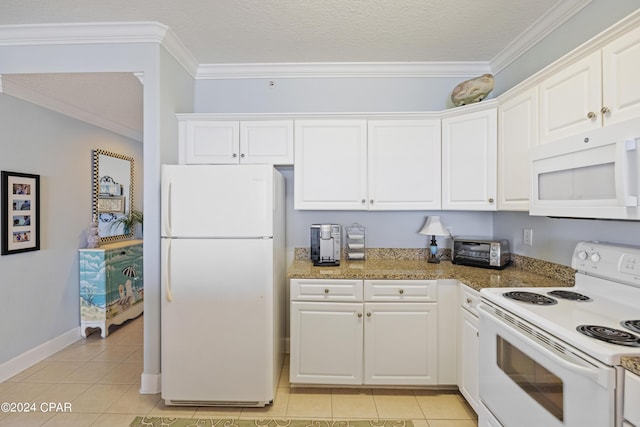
[572,241,640,285]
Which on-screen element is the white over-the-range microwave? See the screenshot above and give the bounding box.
[530,117,640,220]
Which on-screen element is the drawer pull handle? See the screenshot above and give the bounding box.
[466,298,472,304]
[399,289,404,295]
[324,289,329,294]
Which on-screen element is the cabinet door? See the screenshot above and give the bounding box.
[367,120,441,210]
[240,120,294,164]
[363,302,437,385]
[497,87,538,210]
[290,301,363,385]
[294,120,368,210]
[181,121,240,164]
[602,25,640,126]
[458,308,479,413]
[442,108,497,210]
[539,51,602,144]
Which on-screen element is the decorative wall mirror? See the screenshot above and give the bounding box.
[92,149,134,243]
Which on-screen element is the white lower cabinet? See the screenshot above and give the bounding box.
[625,370,640,426]
[457,283,480,413]
[290,278,440,386]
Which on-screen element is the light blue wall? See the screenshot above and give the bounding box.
[195,76,469,113]
[0,93,143,364]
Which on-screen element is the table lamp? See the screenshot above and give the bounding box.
[418,216,449,263]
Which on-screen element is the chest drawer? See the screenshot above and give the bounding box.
[460,283,481,316]
[290,279,363,302]
[364,280,436,302]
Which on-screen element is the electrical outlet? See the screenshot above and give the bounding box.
[523,228,533,246]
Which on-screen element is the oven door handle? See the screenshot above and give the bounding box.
[479,303,614,388]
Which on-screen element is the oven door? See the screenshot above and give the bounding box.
[478,302,618,427]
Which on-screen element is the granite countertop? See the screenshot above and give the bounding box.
[288,258,573,291]
[622,357,640,376]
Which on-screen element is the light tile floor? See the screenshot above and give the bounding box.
[0,316,477,427]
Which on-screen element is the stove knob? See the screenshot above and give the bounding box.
[577,251,588,261]
[590,252,601,263]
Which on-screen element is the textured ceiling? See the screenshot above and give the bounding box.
[0,0,583,141]
[2,0,569,64]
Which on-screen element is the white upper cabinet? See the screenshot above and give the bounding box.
[539,25,640,144]
[178,119,293,165]
[294,118,441,210]
[367,119,441,210]
[294,120,368,210]
[602,25,640,126]
[442,106,498,211]
[497,86,538,211]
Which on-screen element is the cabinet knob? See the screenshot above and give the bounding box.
[357,313,363,318]
[240,153,246,158]
[587,111,597,120]
[399,289,404,295]
[466,298,472,304]
[367,312,372,317]
[370,199,374,204]
[488,198,494,203]
[600,106,610,115]
[232,153,238,158]
[324,288,329,294]
[361,199,366,204]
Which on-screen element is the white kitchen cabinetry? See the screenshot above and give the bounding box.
[294,119,441,210]
[178,119,293,164]
[289,278,364,385]
[624,370,640,426]
[294,120,368,210]
[497,86,538,211]
[367,120,441,210]
[290,278,442,386]
[442,106,497,210]
[457,283,480,413]
[539,25,640,144]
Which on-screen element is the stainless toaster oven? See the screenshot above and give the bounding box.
[452,237,511,269]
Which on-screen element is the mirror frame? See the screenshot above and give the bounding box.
[91,149,135,244]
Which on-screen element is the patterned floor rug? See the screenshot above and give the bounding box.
[129,418,414,427]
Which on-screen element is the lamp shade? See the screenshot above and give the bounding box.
[418,216,449,236]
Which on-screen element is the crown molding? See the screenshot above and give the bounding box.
[0,21,199,77]
[1,74,143,142]
[490,0,592,73]
[195,61,492,80]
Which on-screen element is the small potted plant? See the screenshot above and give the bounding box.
[111,208,143,237]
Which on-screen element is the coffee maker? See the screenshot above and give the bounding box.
[310,224,341,266]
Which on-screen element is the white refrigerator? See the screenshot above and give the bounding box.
[160,164,285,407]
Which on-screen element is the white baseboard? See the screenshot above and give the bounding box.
[140,373,161,394]
[0,327,81,383]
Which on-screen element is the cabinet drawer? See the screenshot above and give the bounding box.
[625,370,640,426]
[364,280,436,302]
[460,283,481,317]
[291,279,363,302]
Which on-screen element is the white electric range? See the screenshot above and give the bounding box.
[477,241,640,427]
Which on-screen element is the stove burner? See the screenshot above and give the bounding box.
[622,320,640,334]
[547,290,592,301]
[577,325,640,347]
[503,291,557,305]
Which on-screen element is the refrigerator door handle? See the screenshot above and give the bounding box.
[164,239,173,302]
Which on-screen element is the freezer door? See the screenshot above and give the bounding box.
[161,238,276,404]
[162,164,274,238]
